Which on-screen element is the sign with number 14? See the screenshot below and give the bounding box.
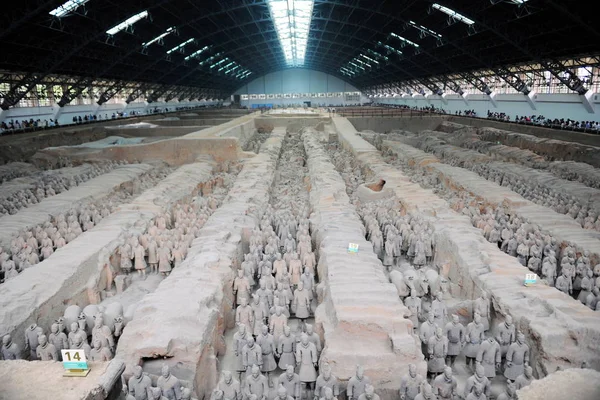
[61,349,90,377]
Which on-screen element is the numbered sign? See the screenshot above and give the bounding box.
[61,349,90,377]
[524,273,537,286]
[348,243,359,254]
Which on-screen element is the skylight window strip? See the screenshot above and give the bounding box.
[218,62,236,72]
[143,27,175,47]
[367,49,388,61]
[166,38,194,54]
[354,59,372,68]
[390,32,419,48]
[199,52,223,66]
[378,42,403,56]
[210,57,230,69]
[408,20,442,38]
[432,3,474,25]
[184,45,211,61]
[106,10,148,35]
[49,0,90,17]
[348,62,365,71]
[224,65,241,75]
[359,54,378,64]
[267,0,314,67]
[340,67,355,75]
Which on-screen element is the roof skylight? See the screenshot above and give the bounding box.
[184,45,211,61]
[390,32,420,48]
[377,42,403,56]
[166,38,195,54]
[143,27,175,47]
[408,20,442,38]
[49,0,90,17]
[267,0,314,66]
[432,3,474,25]
[106,10,148,35]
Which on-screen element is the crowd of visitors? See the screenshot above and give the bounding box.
[0,105,218,135]
[487,111,600,132]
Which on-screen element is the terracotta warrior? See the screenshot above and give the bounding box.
[444,314,464,367]
[275,386,295,400]
[515,365,534,390]
[92,314,115,353]
[89,338,113,361]
[278,365,301,400]
[251,294,267,337]
[427,327,448,379]
[233,269,251,308]
[243,337,263,373]
[24,323,44,360]
[504,333,529,381]
[244,365,268,400]
[495,315,516,360]
[347,365,371,400]
[465,385,486,400]
[415,383,436,400]
[147,238,159,274]
[48,323,68,358]
[430,291,448,329]
[464,364,491,399]
[270,306,288,344]
[473,292,490,331]
[1,334,22,360]
[256,325,277,387]
[292,282,311,330]
[35,334,59,361]
[128,365,153,400]
[357,385,379,400]
[233,324,251,381]
[476,337,501,378]
[157,364,182,400]
[496,381,517,400]
[70,335,91,358]
[464,313,485,369]
[217,371,241,400]
[133,243,147,277]
[405,290,422,331]
[399,363,425,400]
[314,362,339,400]
[296,333,318,399]
[235,297,255,330]
[277,325,296,370]
[432,367,457,400]
[419,311,438,356]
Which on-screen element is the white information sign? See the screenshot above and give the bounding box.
[524,273,537,286]
[348,243,359,254]
[61,349,90,377]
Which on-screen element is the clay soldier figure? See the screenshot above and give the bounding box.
[256,280,274,318]
[1,334,22,360]
[419,311,438,356]
[414,383,436,400]
[304,324,322,358]
[134,243,147,277]
[48,323,68,359]
[70,335,91,358]
[427,327,448,380]
[555,272,573,295]
[399,363,424,400]
[128,365,153,400]
[495,315,516,362]
[357,385,379,400]
[347,365,371,400]
[473,292,490,331]
[277,325,296,370]
[432,367,458,400]
[464,313,485,370]
[24,323,44,360]
[234,269,251,308]
[92,314,115,353]
[515,365,534,390]
[276,386,295,400]
[256,325,277,387]
[236,297,255,330]
[89,338,113,361]
[293,282,311,331]
[158,245,173,275]
[289,253,302,287]
[465,385,486,400]
[35,334,59,361]
[444,314,465,367]
[250,294,267,338]
[245,365,269,400]
[270,306,288,344]
[243,337,263,374]
[431,292,448,329]
[217,371,242,400]
[496,381,517,400]
[274,254,287,281]
[405,290,422,331]
[68,322,88,348]
[476,337,501,379]
[155,365,181,400]
[504,333,529,382]
[296,333,318,400]
[233,324,250,381]
[464,364,491,399]
[147,238,159,274]
[314,362,339,400]
[278,365,301,400]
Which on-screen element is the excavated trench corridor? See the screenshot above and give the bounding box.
[217,130,323,399]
